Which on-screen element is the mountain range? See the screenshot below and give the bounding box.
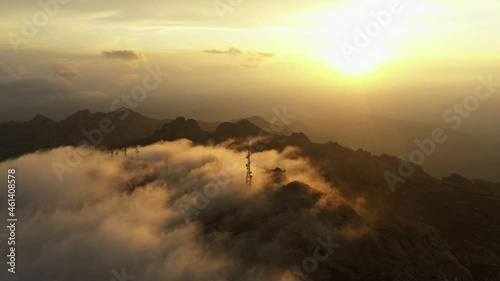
[1,108,500,280]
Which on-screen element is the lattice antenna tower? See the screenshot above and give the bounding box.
[245,150,253,186]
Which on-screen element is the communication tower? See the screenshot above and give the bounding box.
[246,151,253,186]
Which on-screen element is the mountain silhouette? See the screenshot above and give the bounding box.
[1,109,500,280]
[0,108,164,160]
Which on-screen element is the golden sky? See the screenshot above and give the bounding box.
[0,0,499,122]
[2,0,499,57]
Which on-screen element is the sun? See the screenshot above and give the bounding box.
[318,34,396,76]
[307,0,453,76]
[310,0,402,75]
[321,44,393,76]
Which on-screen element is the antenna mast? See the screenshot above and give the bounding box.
[245,150,253,186]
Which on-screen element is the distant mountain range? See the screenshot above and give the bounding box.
[1,108,500,280]
[300,114,500,182]
[196,114,500,182]
[0,109,166,161]
[2,108,500,181]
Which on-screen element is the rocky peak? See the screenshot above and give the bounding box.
[214,119,261,140]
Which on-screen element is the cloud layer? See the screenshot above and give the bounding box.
[204,47,243,55]
[102,50,142,61]
[0,140,367,281]
[203,47,275,68]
